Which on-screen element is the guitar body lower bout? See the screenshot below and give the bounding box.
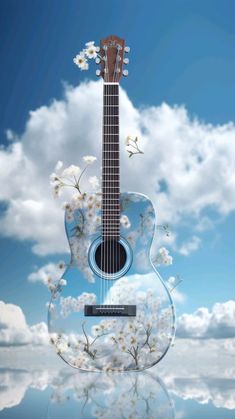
[48,192,175,371]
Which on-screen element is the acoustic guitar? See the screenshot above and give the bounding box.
[48,35,175,371]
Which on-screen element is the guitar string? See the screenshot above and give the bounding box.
[114,54,118,300]
[101,46,107,306]
[105,50,108,305]
[114,48,119,298]
[105,49,109,304]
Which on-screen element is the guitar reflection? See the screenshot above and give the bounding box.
[47,370,175,419]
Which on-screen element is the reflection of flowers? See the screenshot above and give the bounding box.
[48,370,174,419]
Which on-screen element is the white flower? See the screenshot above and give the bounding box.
[73,53,88,70]
[81,61,89,71]
[85,41,95,47]
[83,155,97,165]
[59,278,67,286]
[88,175,99,190]
[55,160,63,171]
[62,164,80,178]
[85,44,97,59]
[120,215,131,229]
[154,247,173,266]
[56,341,68,354]
[92,325,102,336]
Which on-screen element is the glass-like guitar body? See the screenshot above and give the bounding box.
[48,192,175,371]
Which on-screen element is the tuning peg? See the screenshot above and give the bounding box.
[96,46,100,52]
[96,69,101,77]
[123,58,129,64]
[124,46,130,53]
[95,57,101,64]
[123,69,128,76]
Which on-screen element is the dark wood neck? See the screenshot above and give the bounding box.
[102,83,120,241]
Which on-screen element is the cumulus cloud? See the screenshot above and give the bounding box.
[28,261,65,288]
[0,80,235,255]
[176,235,201,256]
[0,301,49,346]
[177,300,235,338]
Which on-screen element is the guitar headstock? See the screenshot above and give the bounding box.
[96,35,130,82]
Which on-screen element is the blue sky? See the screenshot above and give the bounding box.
[0,0,235,330]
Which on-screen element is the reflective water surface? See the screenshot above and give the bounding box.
[0,341,234,419]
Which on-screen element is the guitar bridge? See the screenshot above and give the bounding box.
[84,305,136,317]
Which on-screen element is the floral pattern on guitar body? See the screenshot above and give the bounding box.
[48,192,175,371]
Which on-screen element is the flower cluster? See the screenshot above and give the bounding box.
[49,264,175,371]
[153,247,173,266]
[60,292,97,317]
[50,156,98,198]
[126,135,144,158]
[73,41,98,71]
[120,214,131,228]
[166,275,183,292]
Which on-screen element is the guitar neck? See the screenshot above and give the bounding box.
[102,82,120,241]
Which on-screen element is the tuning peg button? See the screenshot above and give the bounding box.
[96,69,101,76]
[123,58,129,64]
[95,57,101,64]
[123,69,128,76]
[96,46,100,52]
[124,46,130,53]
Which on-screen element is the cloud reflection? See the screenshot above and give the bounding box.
[0,339,235,415]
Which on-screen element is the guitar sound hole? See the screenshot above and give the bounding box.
[95,240,127,274]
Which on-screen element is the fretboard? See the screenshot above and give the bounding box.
[102,83,120,240]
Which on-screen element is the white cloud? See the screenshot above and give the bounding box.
[177,300,235,338]
[0,301,49,346]
[1,80,235,255]
[28,261,64,285]
[177,235,201,256]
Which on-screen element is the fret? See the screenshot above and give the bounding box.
[102,230,119,232]
[102,231,120,233]
[102,220,120,223]
[103,236,120,238]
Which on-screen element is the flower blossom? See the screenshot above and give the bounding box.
[153,247,173,266]
[73,52,88,70]
[88,175,99,190]
[83,155,97,165]
[73,41,99,71]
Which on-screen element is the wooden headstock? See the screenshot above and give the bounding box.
[98,35,129,82]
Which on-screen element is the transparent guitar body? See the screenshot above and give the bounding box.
[48,192,175,371]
